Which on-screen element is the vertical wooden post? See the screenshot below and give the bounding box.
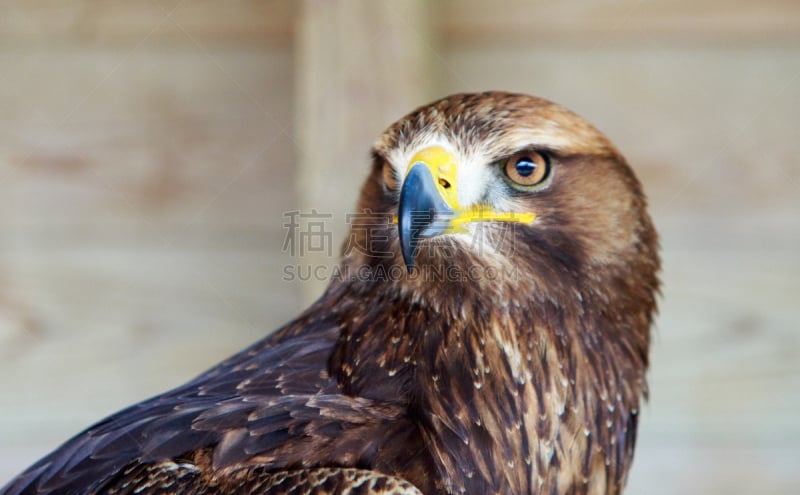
[294,0,437,301]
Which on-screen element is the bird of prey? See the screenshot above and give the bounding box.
[2,92,660,495]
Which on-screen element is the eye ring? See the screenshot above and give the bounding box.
[382,161,399,191]
[502,150,551,189]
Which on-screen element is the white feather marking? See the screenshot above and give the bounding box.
[389,132,499,209]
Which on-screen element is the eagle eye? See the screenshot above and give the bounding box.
[503,150,551,189]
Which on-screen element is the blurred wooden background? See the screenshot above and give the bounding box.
[1,1,798,494]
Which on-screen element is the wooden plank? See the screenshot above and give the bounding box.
[0,10,305,483]
[0,0,294,45]
[294,0,436,300]
[0,46,296,237]
[626,445,800,495]
[440,0,800,44]
[644,250,800,446]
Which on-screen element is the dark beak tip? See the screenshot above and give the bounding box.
[398,164,451,273]
[402,252,415,275]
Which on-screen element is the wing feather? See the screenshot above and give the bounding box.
[2,323,415,495]
[100,464,422,495]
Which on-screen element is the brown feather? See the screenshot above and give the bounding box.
[1,92,659,495]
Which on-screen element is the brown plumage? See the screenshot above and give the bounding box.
[1,92,660,495]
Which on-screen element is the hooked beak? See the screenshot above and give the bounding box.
[398,163,454,272]
[396,146,536,273]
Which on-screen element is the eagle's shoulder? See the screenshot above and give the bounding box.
[3,321,411,495]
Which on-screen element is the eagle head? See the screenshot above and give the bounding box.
[344,91,659,317]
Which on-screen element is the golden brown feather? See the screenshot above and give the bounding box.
[1,92,660,495]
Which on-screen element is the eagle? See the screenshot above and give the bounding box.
[2,92,660,495]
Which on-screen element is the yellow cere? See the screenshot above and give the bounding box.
[406,146,461,209]
[392,145,537,229]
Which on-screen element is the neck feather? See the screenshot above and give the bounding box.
[313,264,649,495]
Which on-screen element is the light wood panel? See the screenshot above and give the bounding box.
[0,0,294,44]
[0,48,297,231]
[440,0,800,43]
[0,2,302,482]
[627,445,800,495]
